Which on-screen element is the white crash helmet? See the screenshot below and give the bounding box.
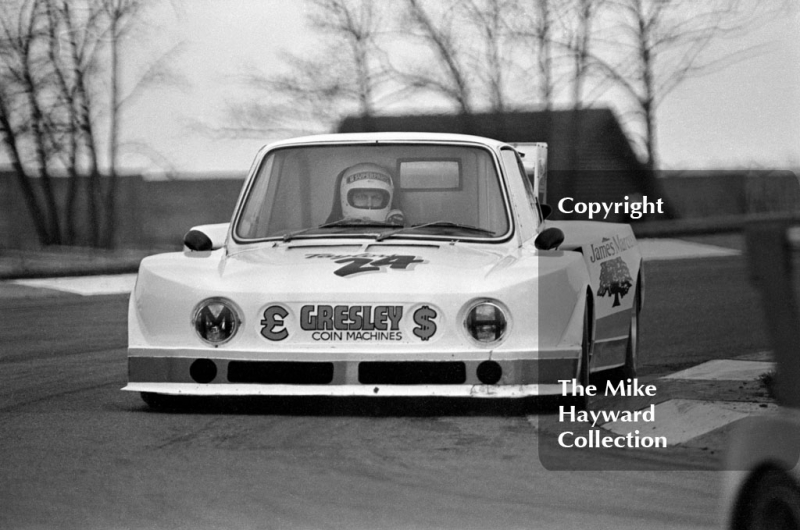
[340,163,394,222]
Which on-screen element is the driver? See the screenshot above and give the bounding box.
[339,163,405,225]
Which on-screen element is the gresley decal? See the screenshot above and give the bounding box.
[301,304,402,331]
[305,253,425,277]
[259,303,440,342]
[302,304,403,341]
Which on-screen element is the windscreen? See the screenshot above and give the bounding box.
[235,143,510,241]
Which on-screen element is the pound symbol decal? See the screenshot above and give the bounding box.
[413,305,437,341]
[261,305,289,341]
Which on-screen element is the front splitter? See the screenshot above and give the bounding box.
[123,382,564,398]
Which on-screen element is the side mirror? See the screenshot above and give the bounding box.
[540,204,552,219]
[535,227,564,250]
[184,223,230,251]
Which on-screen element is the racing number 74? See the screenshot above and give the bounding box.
[334,255,424,277]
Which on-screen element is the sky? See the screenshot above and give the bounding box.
[92,1,800,176]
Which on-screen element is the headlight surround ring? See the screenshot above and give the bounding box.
[462,298,511,346]
[192,297,242,346]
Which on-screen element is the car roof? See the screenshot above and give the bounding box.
[261,132,510,151]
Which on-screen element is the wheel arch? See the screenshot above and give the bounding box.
[730,462,800,530]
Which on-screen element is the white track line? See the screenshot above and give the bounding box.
[540,358,777,446]
[601,358,775,444]
[663,360,774,381]
[603,399,778,445]
[606,359,776,444]
[12,274,137,296]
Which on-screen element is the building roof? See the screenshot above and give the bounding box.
[338,108,665,221]
[338,108,645,172]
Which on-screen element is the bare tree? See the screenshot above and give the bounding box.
[460,0,516,113]
[228,0,388,136]
[396,0,475,115]
[489,0,605,112]
[0,0,63,245]
[230,54,358,136]
[44,0,82,244]
[1,0,167,248]
[548,0,608,175]
[592,0,761,170]
[44,0,107,246]
[558,0,607,110]
[0,85,53,244]
[309,0,384,119]
[233,0,521,135]
[99,0,145,248]
[531,0,556,110]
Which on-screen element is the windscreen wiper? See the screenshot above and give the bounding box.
[282,219,397,242]
[375,221,496,242]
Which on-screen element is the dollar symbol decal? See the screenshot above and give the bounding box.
[413,305,437,341]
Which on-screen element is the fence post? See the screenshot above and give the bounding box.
[746,220,800,408]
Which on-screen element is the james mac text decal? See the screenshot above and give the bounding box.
[580,234,639,316]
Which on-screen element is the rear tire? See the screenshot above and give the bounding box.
[622,284,640,379]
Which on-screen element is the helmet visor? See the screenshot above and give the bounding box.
[347,188,390,210]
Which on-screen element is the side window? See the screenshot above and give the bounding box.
[500,148,540,222]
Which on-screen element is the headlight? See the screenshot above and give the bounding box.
[464,300,508,344]
[193,298,241,345]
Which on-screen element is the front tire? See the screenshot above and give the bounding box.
[564,295,593,411]
[140,392,183,411]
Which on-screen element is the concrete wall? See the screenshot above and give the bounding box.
[129,178,244,248]
[1,169,798,249]
[659,170,800,219]
[0,173,245,249]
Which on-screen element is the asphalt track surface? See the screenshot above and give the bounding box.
[0,255,770,529]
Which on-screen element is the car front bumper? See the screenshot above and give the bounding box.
[123,348,580,398]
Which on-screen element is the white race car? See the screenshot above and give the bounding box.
[124,133,643,407]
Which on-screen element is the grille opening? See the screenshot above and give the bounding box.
[358,362,466,385]
[227,361,334,385]
[190,359,218,384]
[476,360,503,384]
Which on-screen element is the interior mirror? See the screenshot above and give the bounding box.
[535,227,564,250]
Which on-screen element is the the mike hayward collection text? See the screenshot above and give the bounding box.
[556,378,668,449]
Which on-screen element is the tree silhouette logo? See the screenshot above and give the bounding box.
[597,257,633,307]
